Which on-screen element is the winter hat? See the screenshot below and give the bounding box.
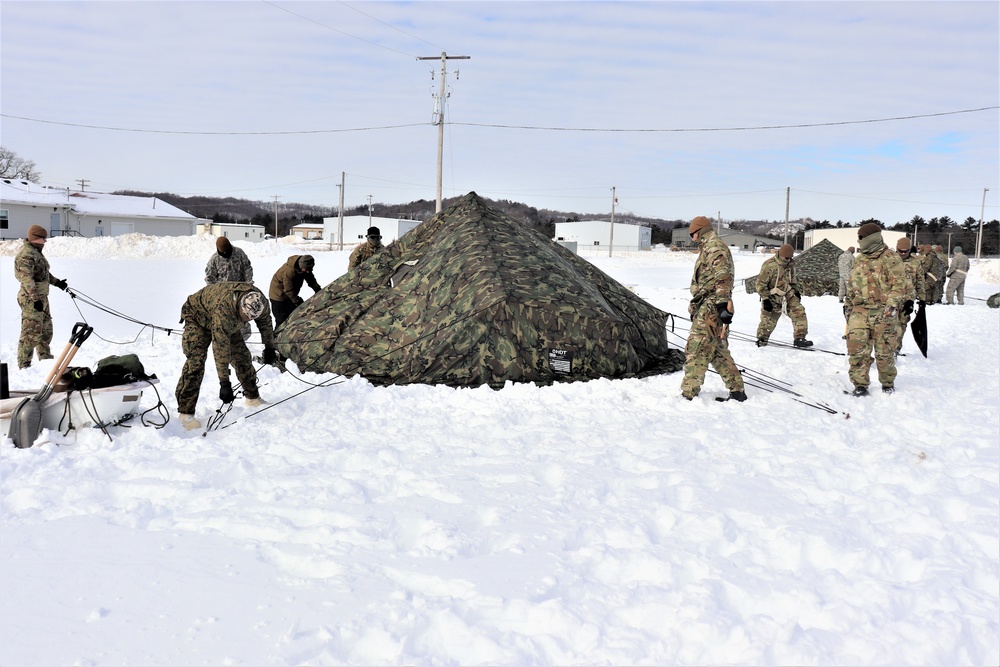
[238,290,267,321]
[857,222,881,240]
[216,236,232,257]
[688,216,713,237]
[27,225,48,241]
[847,246,855,253]
[366,226,381,237]
[954,246,962,254]
[778,244,794,259]
[298,255,315,271]
[896,237,912,252]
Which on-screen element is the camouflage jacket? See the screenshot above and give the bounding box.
[180,282,275,380]
[689,228,734,313]
[269,255,322,303]
[947,252,970,276]
[205,246,254,284]
[920,252,943,283]
[348,240,384,270]
[936,252,949,277]
[838,250,855,279]
[844,242,905,312]
[899,254,924,302]
[14,240,61,302]
[756,255,799,302]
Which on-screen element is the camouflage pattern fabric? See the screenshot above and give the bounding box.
[744,239,842,297]
[844,238,905,389]
[935,251,949,302]
[681,227,743,398]
[205,246,254,284]
[896,253,924,352]
[269,255,322,304]
[917,250,942,303]
[275,192,684,388]
[755,255,809,340]
[176,282,275,413]
[945,251,970,305]
[348,241,384,271]
[14,240,61,368]
[837,250,855,301]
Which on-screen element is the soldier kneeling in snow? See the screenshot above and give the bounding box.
[175,283,277,430]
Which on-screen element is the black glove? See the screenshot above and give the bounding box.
[762,300,774,312]
[219,380,234,404]
[717,303,733,325]
[262,346,277,365]
[33,300,44,312]
[902,300,914,316]
[793,290,801,299]
[918,300,926,308]
[51,278,68,291]
[292,296,303,307]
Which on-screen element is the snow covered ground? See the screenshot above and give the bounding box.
[1,234,998,666]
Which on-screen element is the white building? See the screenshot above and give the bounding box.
[196,221,267,242]
[804,227,906,251]
[554,220,651,253]
[1,179,204,239]
[322,215,421,247]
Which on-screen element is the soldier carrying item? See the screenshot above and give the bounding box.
[14,225,69,369]
[894,237,923,354]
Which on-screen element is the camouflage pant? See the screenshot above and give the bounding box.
[175,323,259,415]
[896,310,911,353]
[837,276,849,301]
[756,296,808,341]
[681,306,744,398]
[934,277,946,303]
[16,294,54,368]
[945,274,966,305]
[846,307,897,388]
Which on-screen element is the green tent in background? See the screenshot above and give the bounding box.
[744,238,844,297]
[275,192,684,388]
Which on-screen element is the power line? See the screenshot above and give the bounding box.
[3,106,994,137]
[451,106,999,132]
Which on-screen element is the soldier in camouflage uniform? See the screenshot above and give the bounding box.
[755,243,813,348]
[269,254,322,328]
[934,245,948,303]
[843,223,906,395]
[837,246,855,303]
[205,237,254,284]
[916,245,940,304]
[894,237,923,354]
[945,246,970,305]
[680,216,746,402]
[206,236,255,340]
[176,283,277,430]
[14,225,69,369]
[348,226,385,270]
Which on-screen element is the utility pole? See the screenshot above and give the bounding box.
[417,51,470,214]
[337,172,345,251]
[76,178,90,192]
[783,186,790,244]
[976,187,989,260]
[367,194,373,228]
[272,195,280,241]
[608,187,616,258]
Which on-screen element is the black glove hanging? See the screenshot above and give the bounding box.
[33,300,44,312]
[762,300,774,312]
[219,380,234,404]
[717,303,733,325]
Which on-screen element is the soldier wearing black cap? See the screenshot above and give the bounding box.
[348,226,384,270]
[268,255,322,328]
[843,223,905,396]
[14,224,68,369]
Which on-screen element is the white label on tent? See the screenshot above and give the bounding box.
[548,349,573,374]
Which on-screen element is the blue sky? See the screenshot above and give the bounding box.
[2,1,997,225]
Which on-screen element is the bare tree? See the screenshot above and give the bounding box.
[0,146,41,181]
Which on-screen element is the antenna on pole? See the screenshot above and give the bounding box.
[76,179,90,192]
[272,195,280,241]
[417,51,470,214]
[609,187,616,258]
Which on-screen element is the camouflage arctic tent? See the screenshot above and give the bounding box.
[275,192,684,388]
[744,238,843,297]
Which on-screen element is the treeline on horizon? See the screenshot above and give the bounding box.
[118,190,1000,254]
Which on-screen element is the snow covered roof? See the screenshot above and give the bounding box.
[0,179,196,220]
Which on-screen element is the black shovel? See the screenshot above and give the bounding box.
[9,322,93,449]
